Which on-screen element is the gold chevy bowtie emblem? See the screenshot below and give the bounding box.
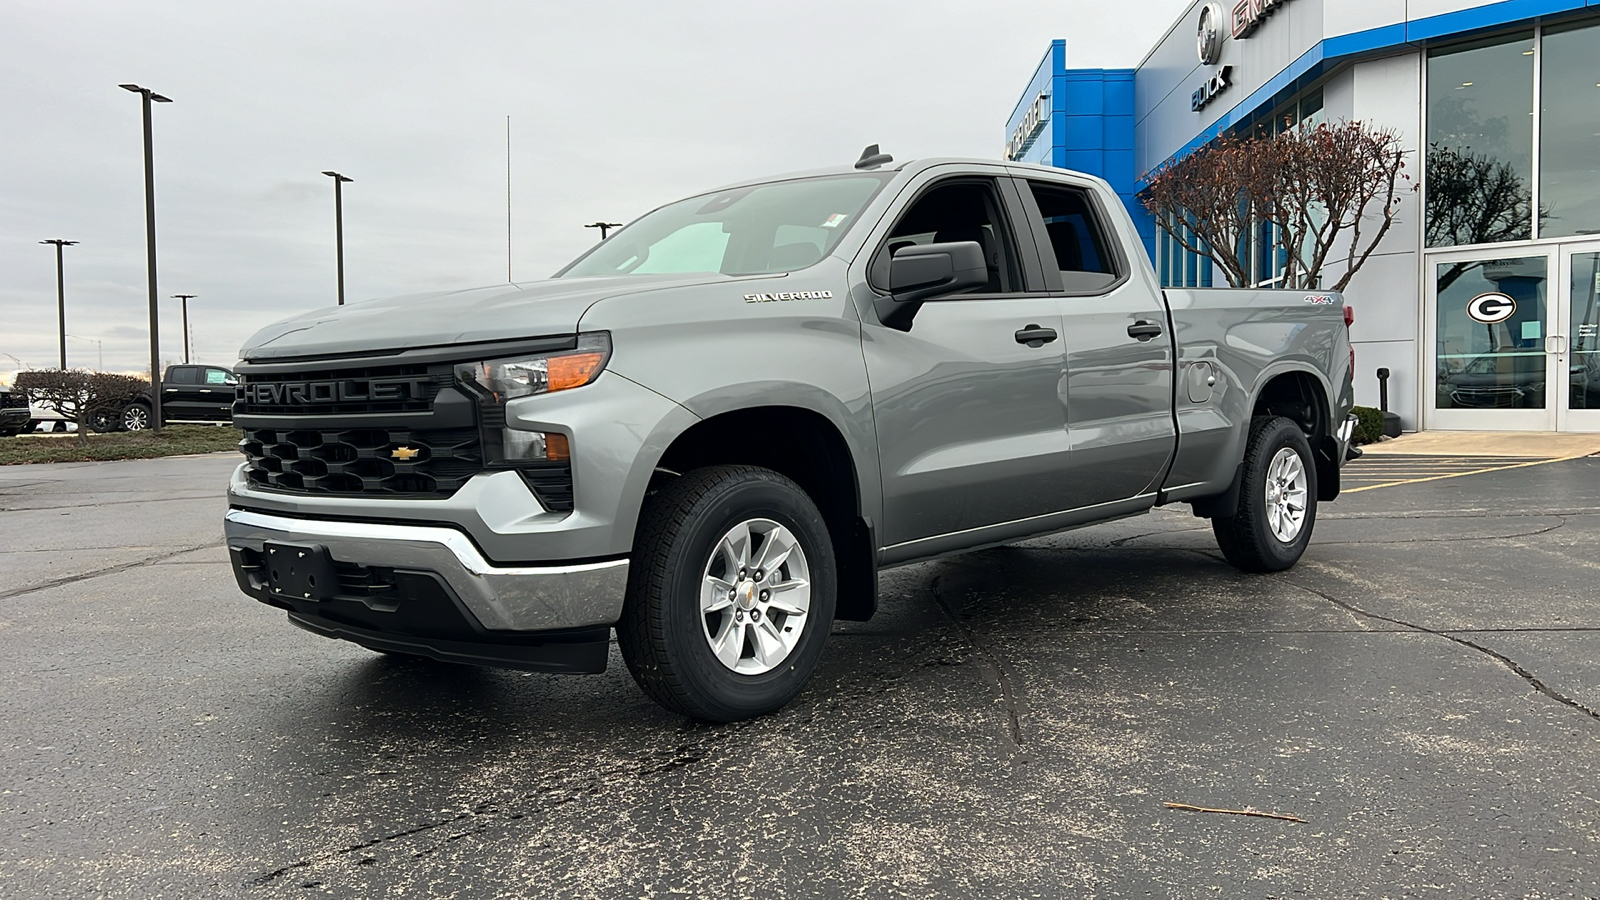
[390,446,421,461]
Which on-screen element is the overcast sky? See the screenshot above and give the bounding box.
[1,0,1188,376]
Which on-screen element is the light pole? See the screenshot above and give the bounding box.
[66,335,103,371]
[170,294,195,363]
[585,221,623,241]
[119,83,171,431]
[321,171,353,305]
[39,239,78,369]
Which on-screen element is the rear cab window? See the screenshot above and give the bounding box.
[1025,181,1120,294]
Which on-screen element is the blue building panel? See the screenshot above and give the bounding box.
[1102,114,1134,152]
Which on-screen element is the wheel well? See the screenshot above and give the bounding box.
[1252,371,1340,501]
[653,407,876,621]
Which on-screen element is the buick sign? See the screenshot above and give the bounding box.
[1191,65,1233,112]
[1197,3,1225,66]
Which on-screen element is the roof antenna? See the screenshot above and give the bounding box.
[854,144,893,170]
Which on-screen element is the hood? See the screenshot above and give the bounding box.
[239,273,726,360]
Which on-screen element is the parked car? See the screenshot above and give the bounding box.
[223,151,1357,722]
[0,387,31,437]
[1438,352,1545,409]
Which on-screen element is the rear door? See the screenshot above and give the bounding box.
[161,366,204,419]
[1013,177,1175,508]
[860,172,1075,550]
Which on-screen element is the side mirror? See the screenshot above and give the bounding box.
[873,241,988,331]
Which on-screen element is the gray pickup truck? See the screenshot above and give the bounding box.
[224,150,1356,722]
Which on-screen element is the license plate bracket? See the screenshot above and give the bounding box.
[263,542,339,601]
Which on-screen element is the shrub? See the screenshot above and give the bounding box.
[1350,405,1385,445]
[11,369,148,445]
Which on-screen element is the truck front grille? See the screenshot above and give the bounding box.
[239,426,482,495]
[233,354,575,509]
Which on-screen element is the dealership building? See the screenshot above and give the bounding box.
[1006,0,1600,432]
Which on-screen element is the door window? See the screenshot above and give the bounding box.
[1026,182,1118,293]
[1570,252,1600,411]
[872,180,1023,294]
[1435,256,1548,410]
[166,367,198,385]
[204,368,234,385]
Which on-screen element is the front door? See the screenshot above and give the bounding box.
[861,176,1074,549]
[1557,244,1600,433]
[1428,244,1600,432]
[198,367,237,420]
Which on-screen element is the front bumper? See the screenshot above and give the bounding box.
[224,509,628,632]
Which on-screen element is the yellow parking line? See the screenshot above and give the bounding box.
[1344,452,1593,493]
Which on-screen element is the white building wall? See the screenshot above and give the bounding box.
[1321,51,1425,429]
[1321,0,1407,37]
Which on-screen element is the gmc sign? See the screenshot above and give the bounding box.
[243,377,432,406]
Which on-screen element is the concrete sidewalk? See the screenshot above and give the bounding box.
[1363,430,1600,458]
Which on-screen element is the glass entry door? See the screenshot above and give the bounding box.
[1558,244,1600,432]
[1429,248,1558,430]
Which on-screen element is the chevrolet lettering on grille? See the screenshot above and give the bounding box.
[243,377,432,406]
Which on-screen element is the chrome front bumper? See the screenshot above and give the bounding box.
[223,509,628,632]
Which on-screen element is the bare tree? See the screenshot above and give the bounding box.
[1141,134,1276,288]
[1144,120,1412,291]
[11,370,147,445]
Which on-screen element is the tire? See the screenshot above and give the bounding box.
[617,465,837,723]
[121,403,152,432]
[87,406,122,433]
[1211,415,1318,573]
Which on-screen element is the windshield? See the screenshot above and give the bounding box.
[557,173,890,278]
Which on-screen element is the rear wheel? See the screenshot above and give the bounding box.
[1212,415,1317,573]
[87,405,122,433]
[617,465,836,723]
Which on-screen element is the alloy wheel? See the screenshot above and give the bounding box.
[699,517,811,675]
[1264,446,1308,543]
[122,405,150,431]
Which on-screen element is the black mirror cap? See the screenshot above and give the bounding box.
[873,241,988,331]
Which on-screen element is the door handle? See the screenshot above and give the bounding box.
[1014,324,1058,348]
[1127,321,1163,341]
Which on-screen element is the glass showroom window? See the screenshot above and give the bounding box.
[1539,20,1600,239]
[1425,32,1536,248]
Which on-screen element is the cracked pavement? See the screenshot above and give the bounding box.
[2,452,1598,898]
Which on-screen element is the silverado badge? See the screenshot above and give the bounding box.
[390,446,421,461]
[744,290,833,304]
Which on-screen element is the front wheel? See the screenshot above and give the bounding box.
[121,403,151,432]
[1211,416,1317,573]
[617,465,837,723]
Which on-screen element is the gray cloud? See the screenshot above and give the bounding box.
[2,0,1187,377]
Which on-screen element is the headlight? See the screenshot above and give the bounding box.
[454,332,607,470]
[454,332,610,402]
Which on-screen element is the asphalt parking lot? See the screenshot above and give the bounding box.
[2,449,1598,899]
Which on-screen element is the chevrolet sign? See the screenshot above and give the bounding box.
[243,377,432,406]
[1004,92,1050,162]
